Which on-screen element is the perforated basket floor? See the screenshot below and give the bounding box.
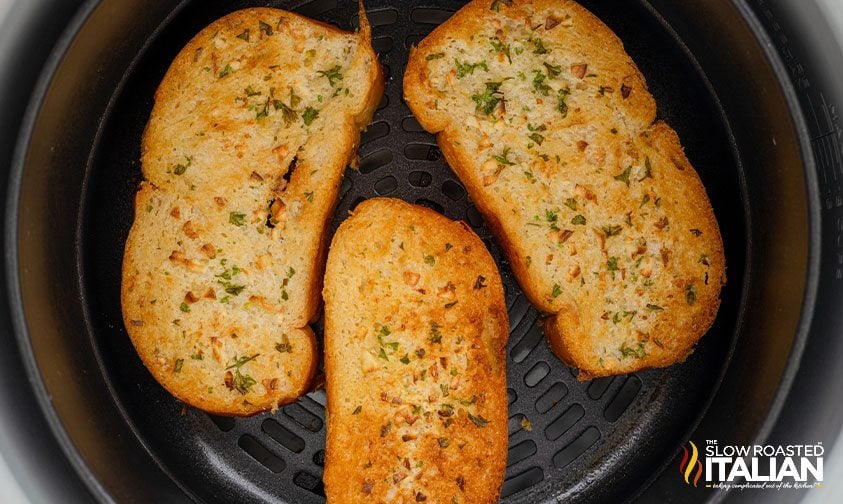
[81,0,746,502]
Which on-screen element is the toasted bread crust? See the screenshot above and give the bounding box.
[404,0,725,378]
[122,6,383,415]
[323,198,508,503]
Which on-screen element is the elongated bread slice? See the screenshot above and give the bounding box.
[404,0,725,378]
[121,6,384,415]
[323,198,508,503]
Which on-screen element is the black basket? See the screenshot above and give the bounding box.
[80,1,745,501]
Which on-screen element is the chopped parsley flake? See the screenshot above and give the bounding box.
[230,372,255,394]
[686,284,697,305]
[275,334,293,353]
[317,65,344,87]
[173,157,191,176]
[225,354,259,394]
[543,62,561,78]
[611,310,637,324]
[490,38,512,63]
[218,64,233,78]
[614,166,632,187]
[494,147,515,165]
[302,107,318,126]
[545,209,560,230]
[216,264,241,281]
[490,0,512,12]
[454,59,488,78]
[532,71,551,96]
[471,81,504,116]
[220,283,245,296]
[259,20,273,36]
[601,225,622,237]
[271,88,300,126]
[638,157,653,181]
[229,212,246,226]
[429,322,443,344]
[557,88,570,117]
[620,341,647,359]
[468,412,490,428]
[255,97,271,120]
[528,132,545,145]
[521,417,533,432]
[226,354,259,370]
[236,29,250,42]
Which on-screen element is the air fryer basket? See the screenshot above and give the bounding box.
[5,0,820,502]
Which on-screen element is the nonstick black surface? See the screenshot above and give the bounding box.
[79,0,745,501]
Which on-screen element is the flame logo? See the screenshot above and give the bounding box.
[679,441,703,487]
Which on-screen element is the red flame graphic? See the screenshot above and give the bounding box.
[678,441,703,487]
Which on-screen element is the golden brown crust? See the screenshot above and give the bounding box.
[404,0,725,378]
[323,198,508,503]
[122,6,383,415]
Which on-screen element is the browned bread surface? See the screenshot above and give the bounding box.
[404,0,725,378]
[121,6,384,415]
[323,198,508,503]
